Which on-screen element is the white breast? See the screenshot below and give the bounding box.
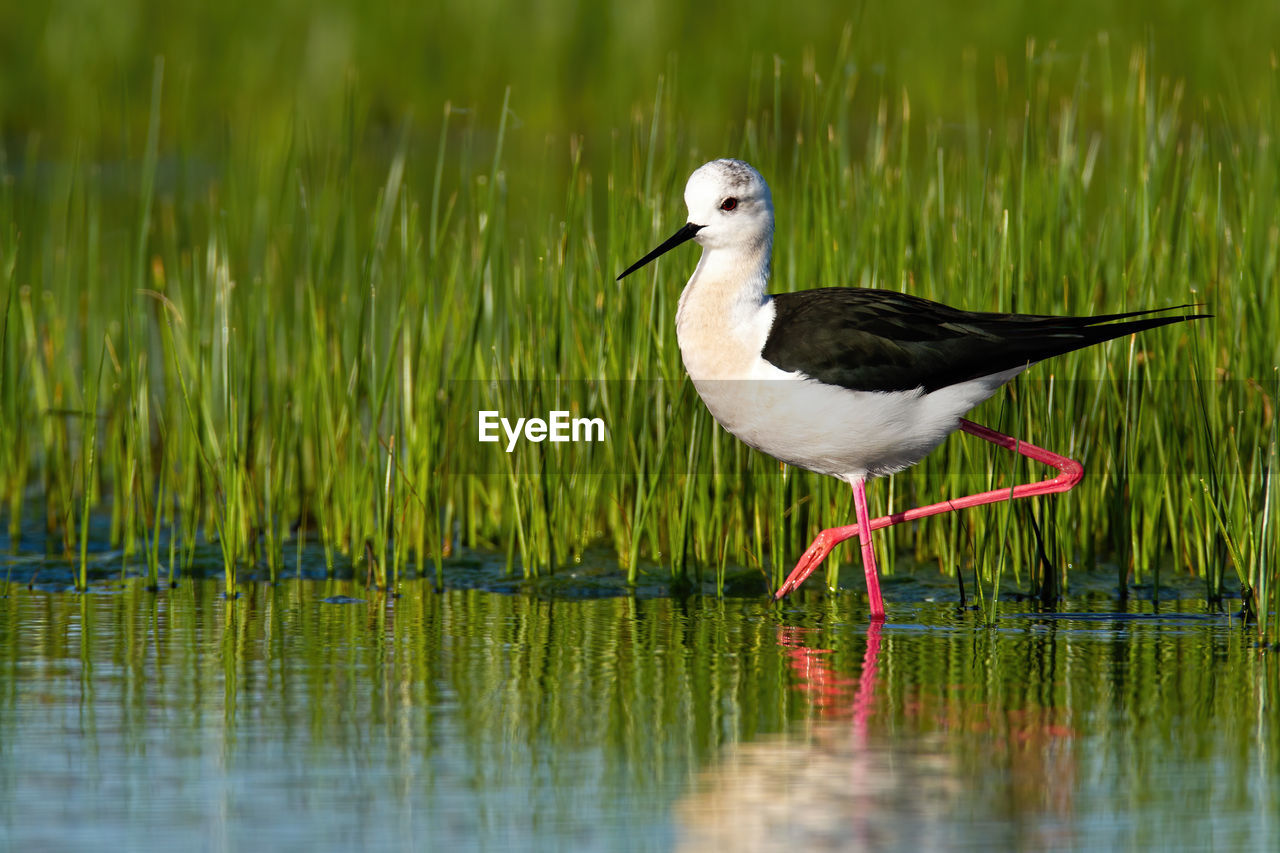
[687,366,1022,480]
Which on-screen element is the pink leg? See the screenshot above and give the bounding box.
[852,478,885,619]
[774,418,1085,612]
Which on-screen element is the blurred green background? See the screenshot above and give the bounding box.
[4,0,1278,165]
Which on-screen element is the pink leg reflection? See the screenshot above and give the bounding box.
[778,621,883,743]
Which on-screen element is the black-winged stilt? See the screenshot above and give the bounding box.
[617,159,1207,619]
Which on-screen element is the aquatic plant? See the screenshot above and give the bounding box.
[0,10,1275,635]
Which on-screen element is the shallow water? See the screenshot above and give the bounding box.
[1,561,1277,851]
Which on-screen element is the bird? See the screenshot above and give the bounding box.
[616,159,1207,620]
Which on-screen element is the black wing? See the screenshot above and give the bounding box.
[760,288,1209,393]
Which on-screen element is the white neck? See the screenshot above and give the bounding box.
[675,242,774,379]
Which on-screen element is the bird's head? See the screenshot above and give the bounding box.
[617,159,774,280]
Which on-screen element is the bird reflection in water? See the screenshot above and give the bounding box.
[676,623,1077,851]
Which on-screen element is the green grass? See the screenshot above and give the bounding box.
[0,6,1277,636]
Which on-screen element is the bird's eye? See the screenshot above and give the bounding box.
[720,197,738,211]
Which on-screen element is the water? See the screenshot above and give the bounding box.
[1,566,1277,851]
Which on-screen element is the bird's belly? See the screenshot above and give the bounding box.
[688,373,1010,481]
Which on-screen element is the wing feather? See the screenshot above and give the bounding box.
[760,288,1208,393]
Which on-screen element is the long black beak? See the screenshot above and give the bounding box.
[616,222,704,280]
